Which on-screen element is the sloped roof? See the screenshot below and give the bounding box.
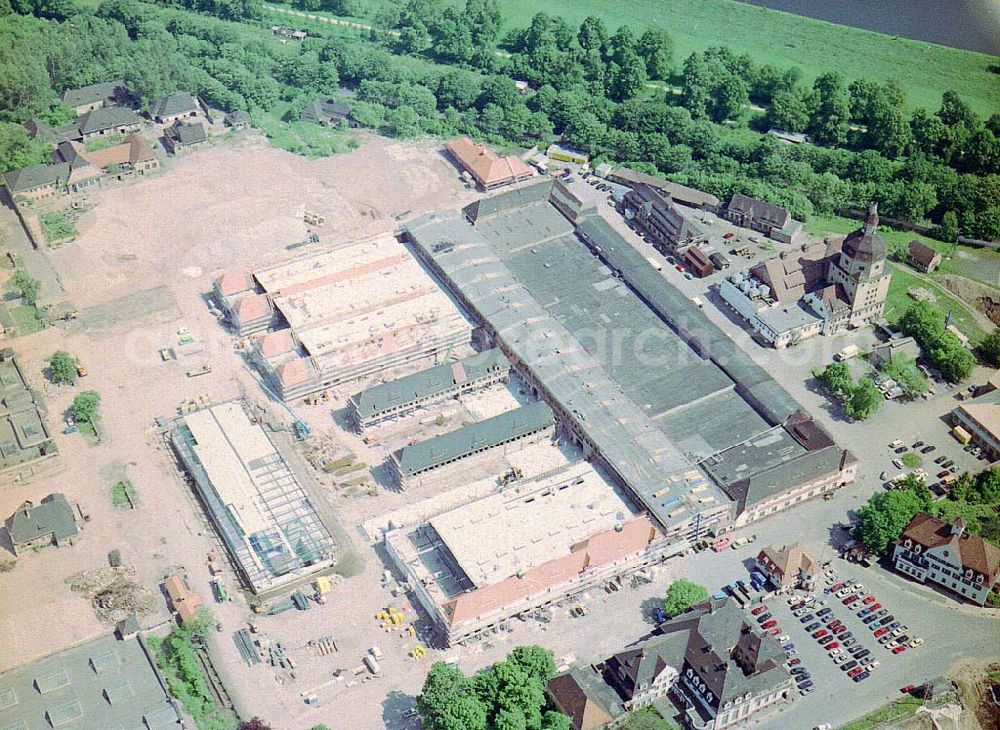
[6,494,77,545]
[61,80,125,108]
[752,238,842,303]
[225,109,252,125]
[547,670,616,730]
[216,269,253,297]
[150,92,199,118]
[76,106,141,135]
[757,544,818,585]
[609,167,719,207]
[727,194,790,228]
[4,163,69,192]
[907,239,940,268]
[350,348,509,419]
[447,137,533,188]
[166,121,207,146]
[259,330,296,358]
[233,293,271,322]
[899,513,1000,583]
[300,97,351,124]
[393,401,553,476]
[842,203,887,263]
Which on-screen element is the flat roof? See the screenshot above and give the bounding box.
[430,461,631,587]
[173,402,335,592]
[350,348,509,420]
[0,633,180,730]
[393,401,554,476]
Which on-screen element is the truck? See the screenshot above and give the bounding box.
[834,344,860,361]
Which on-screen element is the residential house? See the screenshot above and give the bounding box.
[74,106,143,140]
[163,120,208,154]
[5,494,78,556]
[60,79,132,115]
[446,137,534,191]
[907,240,942,273]
[162,575,204,624]
[547,670,618,730]
[755,544,819,591]
[595,597,794,729]
[892,514,1000,605]
[149,92,200,124]
[719,194,801,243]
[54,135,159,179]
[224,109,252,129]
[299,97,354,127]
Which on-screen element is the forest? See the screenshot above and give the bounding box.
[1,0,997,239]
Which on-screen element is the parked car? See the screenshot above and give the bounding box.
[869,603,882,612]
[832,625,847,635]
[874,627,889,638]
[935,455,947,464]
[853,671,870,682]
[833,654,848,664]
[817,607,832,617]
[818,635,834,646]
[767,627,781,636]
[836,588,852,598]
[921,445,935,453]
[858,608,872,618]
[756,613,772,623]
[787,658,802,666]
[847,667,864,678]
[864,615,880,625]
[762,620,778,629]
[912,441,924,449]
[829,647,843,656]
[805,622,821,632]
[862,595,876,605]
[909,638,924,647]
[751,605,768,616]
[778,635,790,643]
[840,632,854,642]
[892,645,907,654]
[854,650,871,661]
[801,616,817,626]
[841,661,858,672]
[831,582,846,592]
[826,642,840,651]
[812,630,828,639]
[865,661,880,671]
[900,684,917,694]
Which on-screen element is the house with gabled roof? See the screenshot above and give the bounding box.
[5,494,78,556]
[755,544,819,590]
[60,79,133,115]
[149,92,200,124]
[446,137,534,190]
[163,120,208,154]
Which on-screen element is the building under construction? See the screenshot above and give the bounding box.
[385,461,676,645]
[171,401,336,594]
[389,401,555,488]
[214,234,474,400]
[347,348,510,431]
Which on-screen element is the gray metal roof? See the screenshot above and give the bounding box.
[0,633,181,730]
[350,348,509,420]
[393,401,553,476]
[404,212,730,532]
[3,163,68,193]
[5,494,76,545]
[167,121,207,145]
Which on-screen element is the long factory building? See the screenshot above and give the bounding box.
[214,233,474,400]
[403,181,856,540]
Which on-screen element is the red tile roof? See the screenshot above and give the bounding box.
[445,517,659,626]
[259,330,296,358]
[234,293,271,322]
[900,513,1000,584]
[217,269,253,297]
[446,137,533,188]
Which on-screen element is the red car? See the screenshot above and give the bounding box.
[812,629,828,639]
[827,642,840,650]
[937,470,950,478]
[900,684,917,694]
[874,627,890,638]
[723,232,735,239]
[767,627,781,636]
[675,264,685,272]
[892,645,907,654]
[762,620,778,629]
[869,603,882,612]
[832,625,847,635]
[842,595,857,605]
[862,595,876,605]
[787,658,802,666]
[847,667,864,678]
[751,605,768,616]
[831,582,846,591]
[829,620,843,629]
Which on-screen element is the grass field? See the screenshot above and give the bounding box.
[253,101,360,157]
[39,211,77,243]
[9,305,46,334]
[299,0,998,115]
[884,265,986,341]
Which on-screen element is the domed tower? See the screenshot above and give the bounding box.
[838,202,887,280]
[826,202,892,329]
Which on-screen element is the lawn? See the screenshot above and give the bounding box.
[110,479,139,508]
[901,452,921,469]
[839,697,922,730]
[84,134,124,152]
[253,101,361,157]
[9,305,46,334]
[39,211,77,244]
[884,264,986,341]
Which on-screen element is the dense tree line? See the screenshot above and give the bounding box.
[1,0,997,238]
[898,301,976,382]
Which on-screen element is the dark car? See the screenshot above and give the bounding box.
[843,638,857,649]
[921,445,935,454]
[791,666,808,675]
[795,672,812,682]
[854,649,871,661]
[756,613,772,623]
[805,623,821,632]
[798,680,814,690]
[841,631,854,641]
[800,614,816,624]
[894,446,908,454]
[935,455,947,464]
[912,441,924,449]
[817,607,832,617]
[841,660,858,671]
[800,685,815,695]
[938,470,950,478]
[943,459,954,468]
[853,671,871,682]
[896,635,910,645]
[878,612,893,621]
[863,615,880,625]
[818,635,834,646]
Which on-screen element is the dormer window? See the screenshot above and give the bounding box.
[904,539,912,548]
[913,545,922,554]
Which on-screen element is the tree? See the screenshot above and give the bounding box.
[48,350,77,385]
[930,339,975,383]
[807,72,850,147]
[0,122,51,174]
[979,328,1000,368]
[417,662,487,730]
[636,28,673,80]
[576,15,608,53]
[813,361,853,398]
[10,269,40,306]
[765,88,810,133]
[385,105,423,138]
[854,487,926,554]
[844,377,882,420]
[71,391,101,425]
[938,210,959,243]
[663,578,708,617]
[620,707,677,730]
[881,356,928,399]
[608,48,647,102]
[680,53,712,119]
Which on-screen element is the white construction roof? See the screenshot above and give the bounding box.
[184,403,274,535]
[430,462,631,587]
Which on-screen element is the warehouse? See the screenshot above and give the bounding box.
[404,183,855,537]
[347,348,510,431]
[389,401,554,488]
[385,461,672,645]
[171,401,336,594]
[0,632,181,730]
[216,233,473,399]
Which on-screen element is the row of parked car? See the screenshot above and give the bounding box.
[750,602,813,695]
[835,581,924,655]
